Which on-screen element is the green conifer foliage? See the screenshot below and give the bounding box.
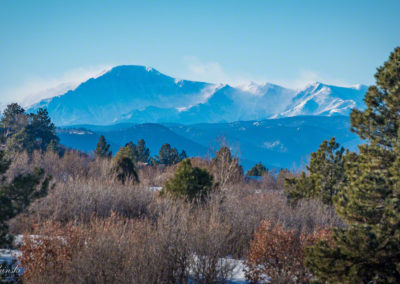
[94,135,112,158]
[152,143,186,166]
[0,150,50,247]
[246,162,268,177]
[28,108,59,151]
[306,47,400,283]
[111,146,138,183]
[285,137,345,205]
[0,103,28,139]
[136,139,150,163]
[162,159,213,203]
[2,106,58,154]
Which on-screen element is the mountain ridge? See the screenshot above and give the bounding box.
[28,65,368,126]
[58,115,360,170]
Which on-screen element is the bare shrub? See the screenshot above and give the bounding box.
[137,163,167,186]
[20,221,86,284]
[149,198,238,282]
[19,216,158,284]
[211,146,244,189]
[66,216,159,284]
[244,220,331,283]
[87,156,113,180]
[4,150,30,180]
[189,206,236,283]
[5,151,345,283]
[19,207,238,284]
[30,150,91,182]
[206,186,343,258]
[19,178,154,226]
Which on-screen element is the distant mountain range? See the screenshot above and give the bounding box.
[26,65,368,169]
[28,65,368,126]
[58,116,361,170]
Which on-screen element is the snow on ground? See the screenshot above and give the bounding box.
[0,236,254,283]
[227,258,248,283]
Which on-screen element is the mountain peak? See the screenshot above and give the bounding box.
[107,65,162,76]
[279,81,367,118]
[28,67,367,126]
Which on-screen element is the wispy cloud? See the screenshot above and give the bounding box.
[0,60,358,113]
[1,65,112,108]
[180,57,354,90]
[181,56,254,86]
[271,69,355,90]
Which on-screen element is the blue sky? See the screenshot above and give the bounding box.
[1,0,399,106]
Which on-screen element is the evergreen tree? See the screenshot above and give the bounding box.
[0,103,28,139]
[6,128,33,153]
[28,108,59,151]
[152,143,186,166]
[285,138,346,205]
[162,159,213,202]
[135,139,150,163]
[179,149,187,161]
[94,135,112,158]
[246,162,268,177]
[306,47,400,283]
[111,146,138,183]
[4,106,58,154]
[125,141,139,163]
[0,150,50,247]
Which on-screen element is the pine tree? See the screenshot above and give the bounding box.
[135,139,150,163]
[0,150,50,247]
[94,135,112,158]
[246,162,268,177]
[0,103,28,139]
[162,159,213,202]
[152,143,185,166]
[306,47,400,283]
[111,146,138,183]
[28,108,59,151]
[285,137,346,205]
[4,106,58,154]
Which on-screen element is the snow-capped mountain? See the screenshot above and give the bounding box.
[28,65,213,125]
[28,65,368,126]
[277,82,368,117]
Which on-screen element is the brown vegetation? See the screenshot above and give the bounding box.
[244,220,331,283]
[5,149,342,282]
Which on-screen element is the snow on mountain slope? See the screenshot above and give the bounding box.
[28,65,213,125]
[28,65,368,126]
[278,82,368,117]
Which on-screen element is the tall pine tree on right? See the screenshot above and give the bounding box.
[305,47,400,283]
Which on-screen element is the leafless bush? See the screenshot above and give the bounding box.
[28,150,92,182]
[5,151,345,283]
[14,178,154,227]
[244,220,332,283]
[20,204,238,284]
[20,216,159,284]
[205,186,343,258]
[4,150,31,180]
[188,206,236,282]
[137,163,176,186]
